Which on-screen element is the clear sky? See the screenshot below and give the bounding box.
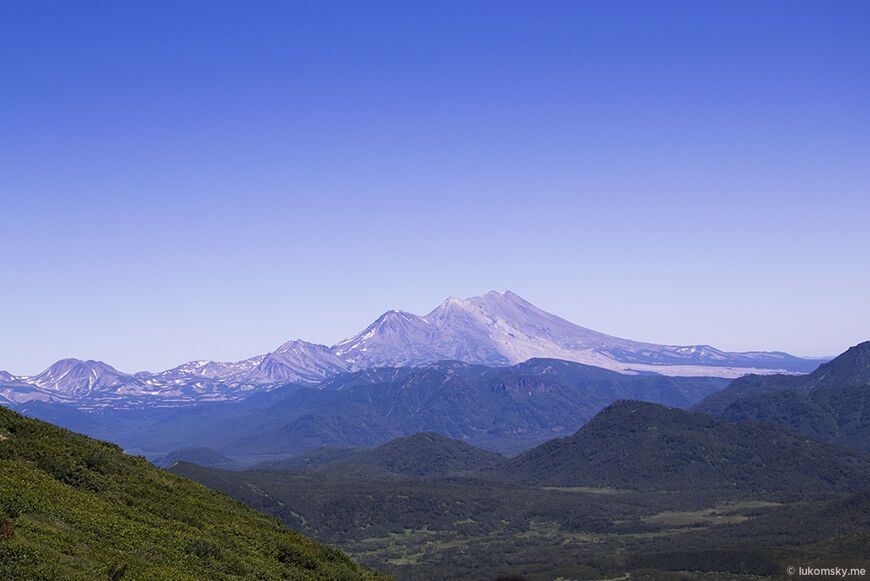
[2,1,868,375]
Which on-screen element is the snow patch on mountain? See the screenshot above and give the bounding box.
[26,359,141,396]
[330,291,815,377]
[236,339,355,384]
[2,290,820,409]
[148,356,266,383]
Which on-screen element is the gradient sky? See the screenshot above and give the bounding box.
[2,1,869,375]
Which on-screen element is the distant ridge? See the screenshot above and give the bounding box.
[332,291,819,377]
[29,358,140,396]
[3,291,822,408]
[8,358,728,462]
[694,340,870,452]
[266,433,505,478]
[219,359,729,459]
[152,447,240,470]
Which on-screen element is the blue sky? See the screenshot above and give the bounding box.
[2,1,868,374]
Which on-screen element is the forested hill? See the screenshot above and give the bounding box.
[497,399,870,493]
[693,341,870,452]
[0,405,390,580]
[256,432,504,478]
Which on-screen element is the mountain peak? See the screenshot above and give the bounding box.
[41,358,122,376]
[28,358,136,395]
[808,340,870,388]
[427,295,474,318]
[443,295,467,307]
[330,292,818,377]
[481,289,526,303]
[10,291,824,409]
[498,289,522,299]
[239,338,353,385]
[429,291,526,313]
[274,339,330,354]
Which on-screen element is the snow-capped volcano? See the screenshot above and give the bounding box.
[150,356,266,382]
[26,358,142,396]
[331,306,506,368]
[330,291,816,377]
[236,339,355,384]
[2,290,820,409]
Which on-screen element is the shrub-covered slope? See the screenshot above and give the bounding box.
[0,405,390,581]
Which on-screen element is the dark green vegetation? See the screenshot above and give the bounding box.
[11,359,728,463]
[152,447,240,469]
[255,446,363,470]
[172,403,870,580]
[6,343,868,580]
[257,432,504,478]
[498,400,870,492]
[694,341,870,452]
[0,405,390,580]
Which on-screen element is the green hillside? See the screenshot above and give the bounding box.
[172,434,870,580]
[254,446,364,471]
[0,405,390,581]
[694,341,870,452]
[255,433,504,479]
[152,447,240,470]
[499,400,870,493]
[307,433,504,478]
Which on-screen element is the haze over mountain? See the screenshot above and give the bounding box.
[3,292,820,409]
[7,359,728,462]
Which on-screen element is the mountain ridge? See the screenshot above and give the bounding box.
[694,341,870,452]
[7,358,729,462]
[4,291,823,407]
[332,291,819,377]
[495,399,870,492]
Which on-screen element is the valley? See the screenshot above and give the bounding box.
[6,3,867,579]
[2,296,868,580]
[170,401,870,580]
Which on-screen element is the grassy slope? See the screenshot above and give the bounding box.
[0,405,391,581]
